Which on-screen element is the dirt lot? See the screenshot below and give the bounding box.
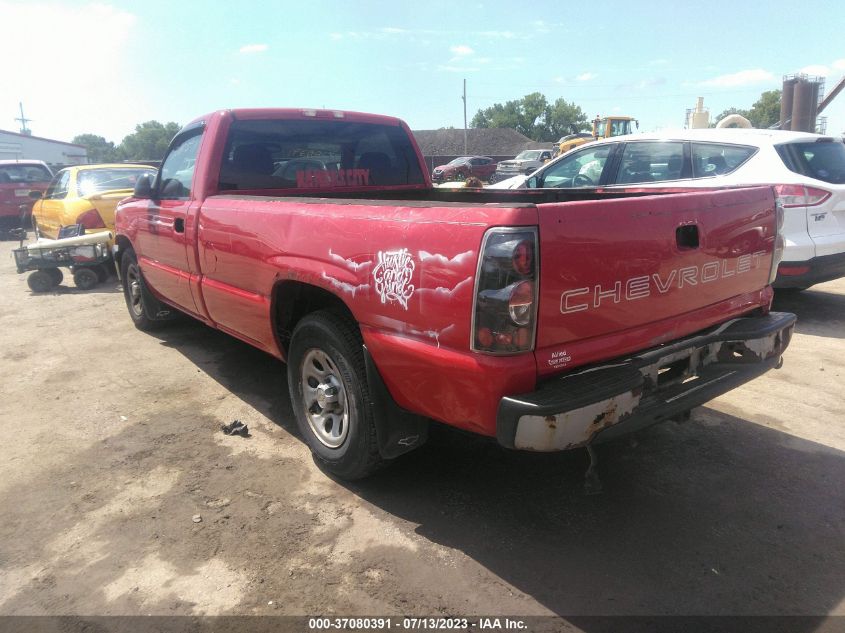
[1,236,844,622]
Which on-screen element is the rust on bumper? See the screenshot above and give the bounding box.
[498,312,796,452]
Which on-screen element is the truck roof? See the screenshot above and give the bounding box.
[187,108,407,129]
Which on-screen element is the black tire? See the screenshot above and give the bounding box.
[455,172,466,181]
[94,263,110,283]
[27,270,54,293]
[73,267,99,290]
[120,248,173,331]
[46,267,63,287]
[287,311,384,480]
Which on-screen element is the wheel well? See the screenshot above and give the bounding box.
[114,235,132,271]
[273,280,357,354]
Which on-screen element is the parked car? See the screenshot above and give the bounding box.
[490,128,845,290]
[431,156,497,183]
[0,160,53,234]
[112,107,793,480]
[494,149,553,181]
[32,164,157,239]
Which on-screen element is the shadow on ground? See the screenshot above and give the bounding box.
[773,286,845,339]
[141,299,845,619]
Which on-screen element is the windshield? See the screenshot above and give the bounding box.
[516,151,542,161]
[77,168,157,196]
[776,140,845,184]
[446,157,469,166]
[0,164,52,184]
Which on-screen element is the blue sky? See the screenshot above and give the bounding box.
[3,0,844,144]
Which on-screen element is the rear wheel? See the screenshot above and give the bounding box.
[45,267,63,287]
[27,270,54,293]
[287,311,384,480]
[73,267,99,290]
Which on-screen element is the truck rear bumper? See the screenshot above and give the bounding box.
[496,312,796,452]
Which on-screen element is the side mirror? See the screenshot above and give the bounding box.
[29,190,43,200]
[525,176,539,189]
[133,174,155,199]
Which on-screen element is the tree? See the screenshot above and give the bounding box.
[72,134,119,163]
[748,90,781,129]
[711,90,781,128]
[117,121,181,161]
[471,93,588,141]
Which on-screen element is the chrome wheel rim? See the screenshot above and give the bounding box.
[126,265,143,316]
[300,349,349,448]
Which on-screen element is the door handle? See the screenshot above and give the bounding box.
[174,218,185,233]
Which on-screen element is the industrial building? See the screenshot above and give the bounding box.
[0,129,88,167]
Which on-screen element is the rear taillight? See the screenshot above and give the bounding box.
[773,184,830,207]
[770,200,785,284]
[76,208,106,229]
[472,227,538,354]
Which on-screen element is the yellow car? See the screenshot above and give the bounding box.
[32,164,157,239]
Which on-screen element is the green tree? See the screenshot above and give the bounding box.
[471,93,588,141]
[117,121,181,161]
[711,90,782,128]
[72,134,118,163]
[748,90,781,128]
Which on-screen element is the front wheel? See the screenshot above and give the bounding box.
[120,248,173,331]
[287,311,384,480]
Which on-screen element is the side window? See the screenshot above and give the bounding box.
[691,143,755,178]
[537,146,612,188]
[615,142,685,185]
[158,129,204,199]
[45,170,70,199]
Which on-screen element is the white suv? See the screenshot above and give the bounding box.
[490,129,845,289]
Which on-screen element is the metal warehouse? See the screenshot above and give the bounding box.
[0,129,88,167]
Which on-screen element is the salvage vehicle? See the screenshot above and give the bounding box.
[490,128,845,290]
[0,160,52,235]
[494,149,553,180]
[31,164,157,240]
[113,107,795,480]
[431,156,497,183]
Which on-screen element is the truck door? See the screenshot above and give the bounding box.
[134,125,204,315]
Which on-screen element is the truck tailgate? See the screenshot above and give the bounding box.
[535,186,777,375]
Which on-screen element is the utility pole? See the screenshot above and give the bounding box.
[15,102,32,135]
[462,78,467,155]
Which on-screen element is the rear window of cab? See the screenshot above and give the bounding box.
[776,140,845,184]
[218,119,425,191]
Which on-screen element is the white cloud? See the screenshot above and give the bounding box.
[834,59,845,71]
[576,72,597,81]
[450,45,474,57]
[380,27,406,34]
[699,69,775,87]
[239,43,268,54]
[800,64,830,77]
[0,1,139,142]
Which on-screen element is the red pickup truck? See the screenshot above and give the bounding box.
[114,108,795,480]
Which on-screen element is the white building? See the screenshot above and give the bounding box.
[0,129,87,167]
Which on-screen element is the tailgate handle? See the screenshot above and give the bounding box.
[676,224,699,249]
